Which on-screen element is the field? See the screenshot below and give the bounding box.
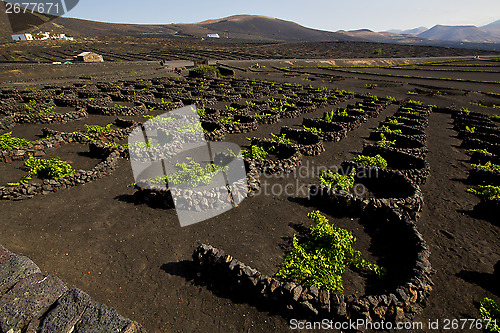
[0,44,500,333]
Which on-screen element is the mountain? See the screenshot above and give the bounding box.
[192,15,354,42]
[338,29,426,44]
[388,27,428,35]
[0,12,357,43]
[481,20,500,34]
[418,24,500,43]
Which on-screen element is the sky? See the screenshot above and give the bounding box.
[63,0,499,31]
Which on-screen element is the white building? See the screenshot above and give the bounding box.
[11,34,33,41]
[207,33,220,38]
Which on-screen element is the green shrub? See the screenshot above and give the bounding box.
[324,110,336,122]
[84,124,113,134]
[460,107,471,115]
[241,145,273,160]
[472,161,500,173]
[376,125,402,134]
[149,158,227,187]
[269,133,292,144]
[303,126,323,133]
[276,211,385,292]
[492,115,500,121]
[479,298,500,332]
[465,126,476,133]
[352,154,388,169]
[39,106,56,115]
[468,185,500,200]
[219,116,240,124]
[466,148,492,156]
[9,154,75,185]
[376,133,396,147]
[320,169,356,192]
[0,132,32,150]
[407,99,422,105]
[387,119,404,125]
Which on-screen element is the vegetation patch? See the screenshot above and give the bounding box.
[276,211,385,292]
[9,154,75,186]
[148,158,227,188]
[479,298,500,332]
[468,185,500,200]
[242,145,274,160]
[472,161,500,173]
[0,132,32,150]
[352,154,388,169]
[376,133,396,147]
[85,124,113,134]
[320,169,356,192]
[376,125,402,134]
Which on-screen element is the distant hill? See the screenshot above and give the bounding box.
[481,20,500,34]
[0,12,358,43]
[388,27,428,35]
[1,8,499,51]
[417,24,500,43]
[192,15,354,42]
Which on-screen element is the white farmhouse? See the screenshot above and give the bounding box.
[207,33,220,38]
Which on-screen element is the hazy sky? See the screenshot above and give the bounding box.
[65,0,499,31]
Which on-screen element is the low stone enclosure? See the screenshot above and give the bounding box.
[361,145,430,185]
[0,245,145,333]
[451,110,500,218]
[189,102,433,328]
[193,206,433,326]
[0,120,138,201]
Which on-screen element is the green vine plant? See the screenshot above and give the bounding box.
[148,158,227,188]
[269,133,292,144]
[472,161,500,173]
[219,116,240,124]
[251,113,272,118]
[8,154,75,186]
[466,126,476,133]
[479,298,500,332]
[303,126,323,133]
[459,107,471,116]
[387,119,404,125]
[84,124,113,134]
[39,106,56,115]
[467,185,500,200]
[197,105,207,116]
[407,100,423,105]
[376,125,402,134]
[352,154,388,169]
[465,148,492,156]
[241,145,274,160]
[320,169,356,192]
[376,133,396,147]
[0,132,32,150]
[276,211,385,292]
[142,115,175,123]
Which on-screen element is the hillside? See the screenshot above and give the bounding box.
[0,11,358,43]
[482,20,500,34]
[418,24,500,43]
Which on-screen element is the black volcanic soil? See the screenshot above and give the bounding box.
[0,53,499,333]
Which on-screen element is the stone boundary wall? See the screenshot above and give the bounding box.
[0,245,145,332]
